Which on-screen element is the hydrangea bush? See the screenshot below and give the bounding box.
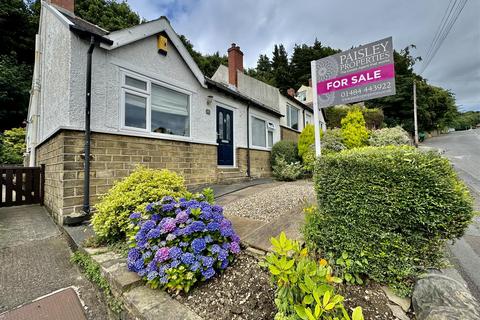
[126,193,240,293]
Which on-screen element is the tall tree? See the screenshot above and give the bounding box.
[271,44,293,92]
[74,0,141,31]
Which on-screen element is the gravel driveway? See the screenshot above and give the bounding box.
[222,180,315,222]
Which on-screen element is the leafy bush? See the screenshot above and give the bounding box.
[0,127,25,164]
[127,193,240,293]
[368,126,411,146]
[321,129,346,155]
[362,108,384,130]
[92,167,187,243]
[298,124,315,158]
[305,146,474,295]
[273,156,304,181]
[325,105,382,130]
[271,140,300,166]
[340,109,369,149]
[260,232,364,320]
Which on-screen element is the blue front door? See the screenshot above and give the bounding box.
[217,107,234,166]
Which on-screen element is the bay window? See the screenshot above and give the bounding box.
[122,73,190,137]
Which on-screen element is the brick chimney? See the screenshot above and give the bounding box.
[228,43,243,87]
[49,0,74,13]
[287,88,296,97]
[308,78,312,87]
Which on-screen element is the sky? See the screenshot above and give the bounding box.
[126,0,480,112]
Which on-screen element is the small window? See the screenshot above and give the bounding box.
[125,76,147,91]
[267,130,274,148]
[252,117,266,148]
[124,93,146,129]
[287,105,299,130]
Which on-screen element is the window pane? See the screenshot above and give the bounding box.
[125,93,146,129]
[218,112,224,139]
[288,106,299,130]
[268,131,273,148]
[125,76,147,91]
[151,84,189,136]
[252,117,266,147]
[226,113,231,141]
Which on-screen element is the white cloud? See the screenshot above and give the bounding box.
[127,0,480,111]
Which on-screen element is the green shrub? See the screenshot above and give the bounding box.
[272,156,304,181]
[321,129,346,155]
[305,146,474,295]
[260,232,364,320]
[0,127,25,164]
[340,110,369,149]
[92,166,187,242]
[298,124,315,158]
[271,140,300,166]
[368,126,411,146]
[362,108,384,130]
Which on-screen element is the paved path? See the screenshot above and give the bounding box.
[423,129,480,300]
[0,205,109,319]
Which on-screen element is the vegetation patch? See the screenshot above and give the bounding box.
[305,146,474,296]
[71,251,123,313]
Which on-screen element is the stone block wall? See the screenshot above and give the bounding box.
[35,132,65,223]
[280,126,300,143]
[35,129,272,222]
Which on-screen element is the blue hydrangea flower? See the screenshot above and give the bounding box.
[129,212,141,219]
[181,252,195,265]
[218,248,228,261]
[206,222,220,232]
[166,233,177,242]
[229,241,241,254]
[159,275,169,284]
[201,256,214,268]
[169,246,182,260]
[191,238,206,254]
[162,203,175,212]
[146,228,161,239]
[212,205,223,214]
[202,267,215,279]
[220,259,229,270]
[179,242,189,247]
[133,258,144,272]
[190,261,201,272]
[141,220,156,233]
[142,251,152,260]
[170,259,181,268]
[151,214,161,222]
[162,196,174,203]
[210,244,221,254]
[147,271,158,281]
[147,260,158,272]
[190,221,206,233]
[138,268,148,277]
[145,203,155,212]
[160,218,176,234]
[127,248,141,263]
[175,211,189,224]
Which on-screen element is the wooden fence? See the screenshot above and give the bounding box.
[0,165,45,207]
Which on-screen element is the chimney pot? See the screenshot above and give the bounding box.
[227,43,244,87]
[49,0,75,12]
[287,88,296,97]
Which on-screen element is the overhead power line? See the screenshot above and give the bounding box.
[420,0,468,75]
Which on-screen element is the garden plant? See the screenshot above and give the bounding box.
[305,146,474,295]
[92,166,187,242]
[261,232,364,320]
[127,192,240,293]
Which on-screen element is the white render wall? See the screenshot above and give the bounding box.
[37,6,72,142]
[35,23,281,152]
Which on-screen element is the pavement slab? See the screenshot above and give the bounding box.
[0,205,109,319]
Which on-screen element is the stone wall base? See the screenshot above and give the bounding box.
[280,126,300,143]
[35,129,272,222]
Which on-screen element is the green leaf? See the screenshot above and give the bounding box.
[323,290,331,307]
[352,307,364,320]
[344,273,352,282]
[269,265,281,275]
[305,307,316,320]
[303,294,314,305]
[342,252,348,259]
[295,305,308,320]
[315,303,322,318]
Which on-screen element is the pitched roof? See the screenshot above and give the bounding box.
[205,78,283,117]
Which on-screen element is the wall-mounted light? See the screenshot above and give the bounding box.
[207,95,213,105]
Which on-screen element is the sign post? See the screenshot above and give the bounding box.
[311,37,396,156]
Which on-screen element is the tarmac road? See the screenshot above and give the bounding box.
[423,128,480,300]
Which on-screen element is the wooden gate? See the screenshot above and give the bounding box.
[0,165,45,207]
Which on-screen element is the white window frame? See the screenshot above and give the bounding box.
[120,71,192,139]
[250,115,275,150]
[287,104,300,131]
[305,112,313,126]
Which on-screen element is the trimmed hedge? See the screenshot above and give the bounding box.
[270,140,299,166]
[305,146,474,294]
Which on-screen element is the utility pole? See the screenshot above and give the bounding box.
[413,79,419,147]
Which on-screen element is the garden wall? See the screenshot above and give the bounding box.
[35,129,271,222]
[280,126,300,143]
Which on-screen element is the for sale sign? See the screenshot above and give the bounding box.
[312,37,395,108]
